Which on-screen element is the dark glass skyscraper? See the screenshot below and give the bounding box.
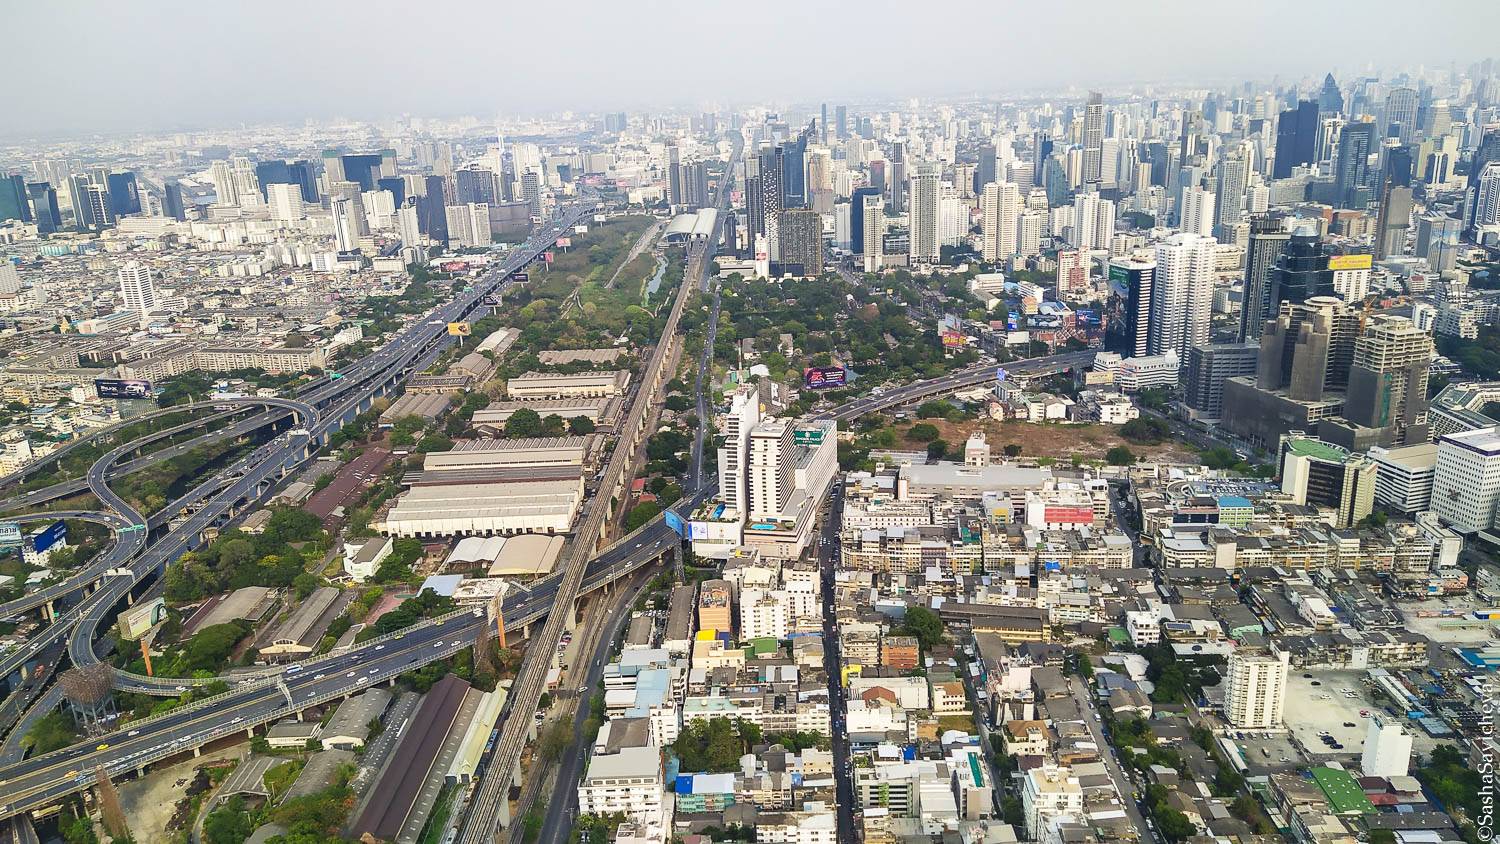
[106,171,140,216]
[0,174,30,222]
[1267,229,1334,309]
[780,123,811,209]
[1333,122,1376,209]
[1239,216,1292,341]
[26,182,60,233]
[1273,100,1319,179]
[255,160,292,198]
[849,187,880,259]
[163,181,186,221]
[1318,73,1344,115]
[377,176,406,207]
[287,160,318,202]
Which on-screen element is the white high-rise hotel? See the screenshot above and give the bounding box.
[117,261,157,314]
[1223,649,1289,729]
[1150,232,1216,358]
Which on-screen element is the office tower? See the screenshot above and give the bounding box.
[1239,216,1291,341]
[1318,73,1344,115]
[228,158,261,208]
[444,203,490,249]
[331,197,359,252]
[322,150,394,191]
[1267,226,1333,308]
[1150,232,1215,358]
[26,182,60,234]
[888,142,907,214]
[779,210,823,275]
[455,167,500,205]
[782,124,811,208]
[1223,648,1289,729]
[745,155,764,250]
[1469,128,1500,233]
[418,175,448,240]
[820,103,828,144]
[376,176,405,208]
[1475,162,1500,228]
[1183,343,1259,421]
[666,144,683,205]
[0,262,19,295]
[1179,186,1215,237]
[1109,255,1156,357]
[1384,87,1418,143]
[1273,100,1320,179]
[683,160,709,210]
[1017,211,1043,259]
[1031,131,1052,188]
[861,193,884,273]
[718,386,761,519]
[907,161,941,262]
[604,112,627,134]
[1361,717,1413,778]
[1255,297,1358,400]
[1081,92,1104,186]
[835,105,847,140]
[327,180,369,236]
[254,159,292,199]
[208,160,238,206]
[868,159,886,196]
[1431,427,1500,533]
[84,184,113,230]
[979,181,1020,263]
[1415,213,1461,273]
[974,144,997,193]
[747,419,794,520]
[1071,191,1114,252]
[162,181,185,221]
[849,186,880,262]
[1339,316,1432,446]
[117,261,157,314]
[521,170,541,217]
[360,188,395,228]
[267,183,305,222]
[1213,155,1247,238]
[100,172,137,217]
[1375,148,1415,260]
[1333,121,1376,209]
[285,160,318,202]
[0,174,30,222]
[396,203,420,248]
[1278,436,1375,528]
[758,146,784,260]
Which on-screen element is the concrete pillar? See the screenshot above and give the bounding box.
[125,590,134,607]
[246,728,254,739]
[496,789,511,828]
[43,601,55,623]
[192,745,201,758]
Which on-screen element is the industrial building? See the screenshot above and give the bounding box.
[506,370,630,399]
[471,397,618,435]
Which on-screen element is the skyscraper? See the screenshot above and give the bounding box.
[331,197,359,252]
[1071,191,1114,252]
[26,182,59,233]
[1273,100,1320,179]
[888,142,907,214]
[758,146,783,260]
[849,186,880,263]
[781,124,812,209]
[0,174,30,222]
[907,162,942,263]
[1150,232,1216,358]
[1179,186,1215,237]
[163,182,186,222]
[1109,255,1156,358]
[835,105,847,140]
[1338,316,1432,446]
[1239,216,1292,341]
[747,420,795,521]
[1256,297,1359,400]
[104,172,139,217]
[1213,155,1247,238]
[117,261,157,314]
[1267,227,1335,308]
[84,184,113,230]
[1333,122,1376,209]
[208,160,238,206]
[1081,92,1104,186]
[1318,73,1344,115]
[1223,649,1289,729]
[1031,131,1052,187]
[1384,87,1419,144]
[267,183,305,223]
[861,193,884,273]
[979,181,1020,263]
[779,209,823,276]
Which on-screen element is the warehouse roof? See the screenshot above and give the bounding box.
[489,533,566,577]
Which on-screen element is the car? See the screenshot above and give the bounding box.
[1359,709,1370,717]
[96,743,109,751]
[435,641,445,648]
[1343,722,1357,728]
[356,676,370,685]
[175,686,188,692]
[1310,680,1321,686]
[313,673,325,680]
[346,671,357,678]
[230,717,242,724]
[375,645,385,651]
[1303,673,1313,678]
[127,730,140,737]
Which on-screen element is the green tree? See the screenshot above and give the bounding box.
[1003,443,1022,457]
[899,606,944,651]
[568,415,596,434]
[203,796,254,844]
[1106,445,1136,466]
[626,502,662,531]
[926,439,949,459]
[505,407,543,438]
[906,423,940,442]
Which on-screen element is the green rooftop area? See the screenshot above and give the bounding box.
[1284,437,1349,463]
[1310,766,1376,814]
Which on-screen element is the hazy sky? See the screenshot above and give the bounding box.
[7,0,1499,135]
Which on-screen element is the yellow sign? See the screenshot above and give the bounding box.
[1328,254,1373,271]
[447,322,471,336]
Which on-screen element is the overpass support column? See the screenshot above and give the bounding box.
[246,728,254,739]
[43,601,55,623]
[125,590,134,607]
[192,745,201,758]
[496,787,511,828]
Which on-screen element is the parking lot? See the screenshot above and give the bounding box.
[1283,670,1374,760]
[1231,731,1306,775]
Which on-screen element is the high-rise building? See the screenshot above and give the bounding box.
[26,182,60,234]
[331,197,360,252]
[1183,343,1259,421]
[835,105,847,140]
[1337,315,1432,447]
[455,167,501,205]
[1055,249,1088,302]
[1223,648,1289,729]
[1081,92,1104,186]
[1273,100,1320,179]
[1318,73,1344,115]
[979,181,1020,263]
[1150,232,1216,358]
[1475,162,1500,229]
[861,193,884,273]
[758,146,784,260]
[1267,226,1334,308]
[778,209,823,276]
[163,182,186,222]
[1278,436,1376,528]
[889,142,907,215]
[117,261,157,314]
[1333,121,1376,209]
[1213,155,1247,238]
[1179,186,1215,237]
[1415,213,1462,273]
[106,172,141,217]
[1431,426,1500,533]
[84,184,113,230]
[0,262,20,295]
[520,170,542,218]
[782,124,812,209]
[1239,216,1291,341]
[907,161,942,263]
[747,419,794,520]
[1031,131,1052,188]
[208,160,238,206]
[0,174,29,222]
[443,203,490,249]
[1361,717,1413,778]
[267,183,304,223]
[1071,191,1114,252]
[1255,296,1359,401]
[1384,87,1419,144]
[717,386,761,523]
[849,187,880,264]
[396,203,421,249]
[975,144,997,193]
[1109,255,1155,357]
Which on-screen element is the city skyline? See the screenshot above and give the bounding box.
[5,0,1500,136]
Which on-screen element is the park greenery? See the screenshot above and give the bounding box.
[163,508,328,603]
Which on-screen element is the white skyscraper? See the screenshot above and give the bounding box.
[1361,716,1413,778]
[0,262,20,295]
[1071,192,1114,252]
[443,203,491,250]
[1223,649,1288,729]
[718,385,762,520]
[1180,186,1216,237]
[1476,162,1500,228]
[980,181,1021,263]
[117,261,157,314]
[396,205,421,247]
[229,158,262,208]
[939,184,963,246]
[747,419,794,521]
[331,197,359,252]
[862,193,884,273]
[1431,426,1500,533]
[908,162,942,262]
[1017,211,1043,258]
[1150,232,1217,357]
[266,183,304,223]
[362,189,396,230]
[1214,155,1249,237]
[208,160,238,207]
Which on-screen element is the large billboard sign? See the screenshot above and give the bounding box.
[1328,254,1373,271]
[664,510,686,538]
[32,520,67,554]
[0,522,20,549]
[803,366,847,389]
[95,379,152,399]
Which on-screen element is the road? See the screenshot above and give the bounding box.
[818,349,1095,422]
[1067,677,1153,838]
[818,485,857,844]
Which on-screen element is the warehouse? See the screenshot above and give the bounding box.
[506,370,630,399]
[257,586,351,659]
[538,348,627,365]
[377,477,582,537]
[422,437,590,471]
[488,534,566,577]
[471,397,618,434]
[379,392,453,427]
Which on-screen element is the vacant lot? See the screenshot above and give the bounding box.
[909,417,1200,465]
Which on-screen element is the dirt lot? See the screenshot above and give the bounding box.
[117,744,244,842]
[910,417,1200,464]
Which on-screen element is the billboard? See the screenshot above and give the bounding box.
[95,378,152,399]
[1042,506,1095,525]
[510,271,530,282]
[556,237,573,248]
[447,322,472,337]
[689,521,710,540]
[0,522,20,549]
[793,427,827,446]
[664,510,686,538]
[803,366,847,389]
[1328,254,1373,271]
[32,520,67,554]
[120,597,167,640]
[440,261,470,273]
[542,251,555,264]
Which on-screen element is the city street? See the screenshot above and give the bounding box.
[1067,677,1155,841]
[818,487,857,844]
